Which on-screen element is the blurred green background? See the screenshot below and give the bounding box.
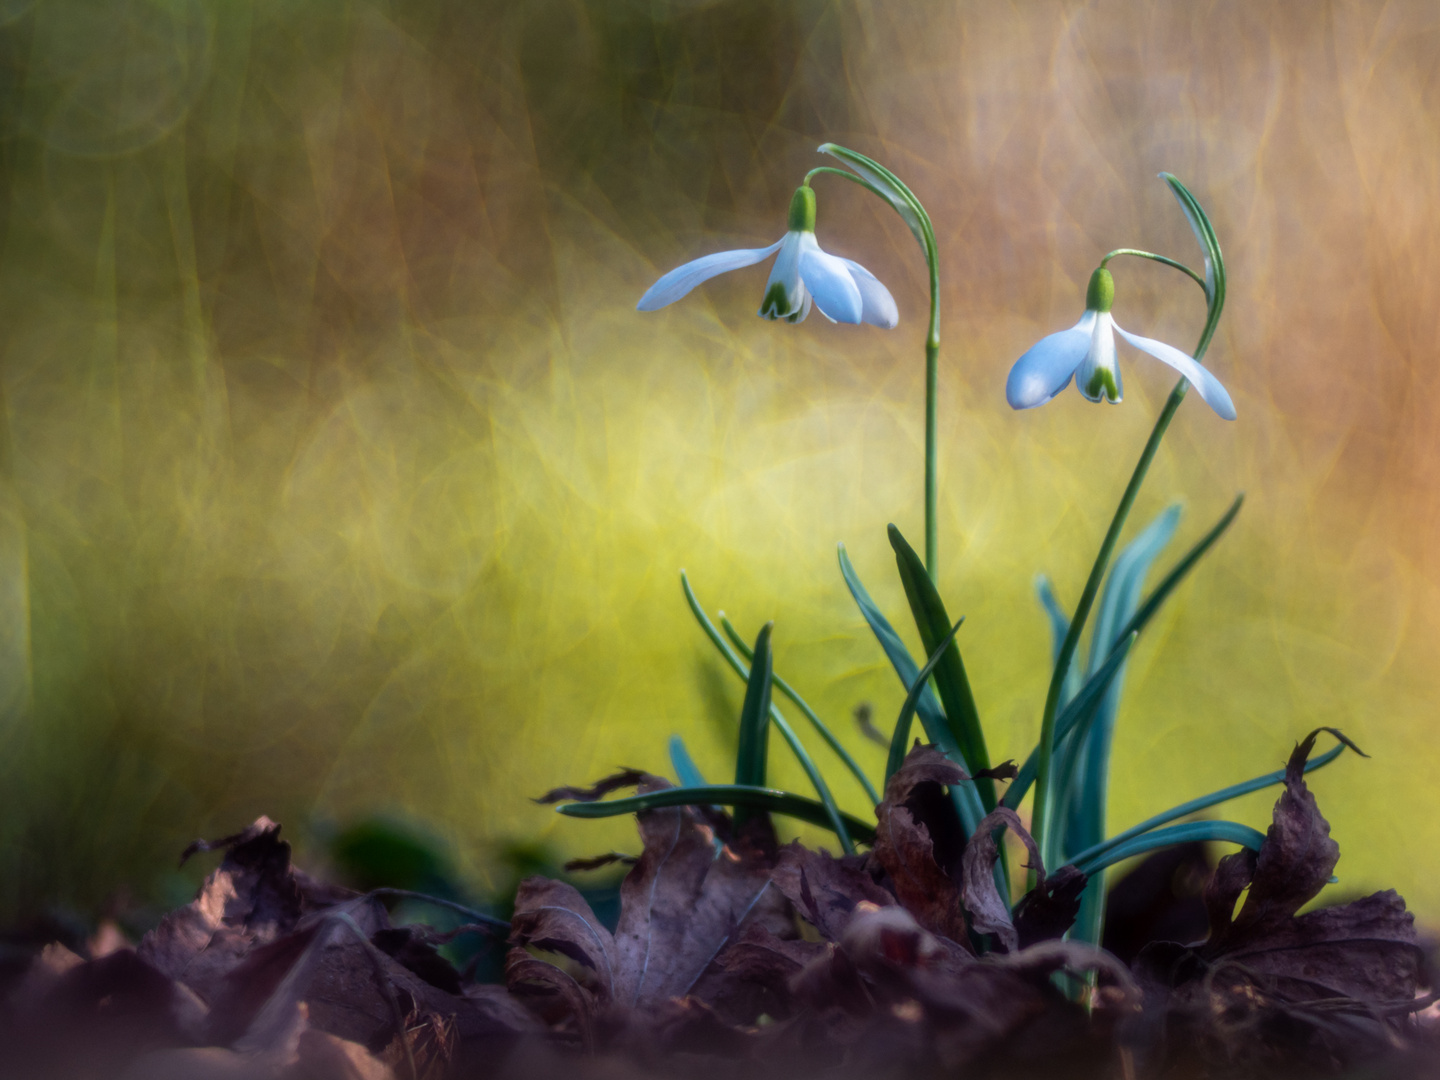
[1,0,1438,926]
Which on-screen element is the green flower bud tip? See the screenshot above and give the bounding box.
[1086,267,1114,313]
[787,185,816,233]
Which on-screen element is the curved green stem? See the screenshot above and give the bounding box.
[1100,248,1207,294]
[804,166,883,198]
[811,146,941,581]
[1031,243,1226,878]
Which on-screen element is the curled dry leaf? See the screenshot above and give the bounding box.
[1013,864,1088,949]
[871,745,971,946]
[959,806,1036,952]
[533,769,650,805]
[1141,729,1424,1071]
[1198,730,1421,1005]
[771,841,893,942]
[509,770,779,1035]
[140,817,304,1004]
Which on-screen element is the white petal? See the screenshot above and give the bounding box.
[637,239,784,311]
[1006,312,1094,410]
[1113,323,1237,420]
[798,234,863,324]
[759,232,807,320]
[838,258,898,328]
[1076,312,1123,403]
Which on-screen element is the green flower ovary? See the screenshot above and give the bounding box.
[788,186,817,233]
[1086,267,1115,313]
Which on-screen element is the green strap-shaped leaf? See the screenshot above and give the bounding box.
[720,614,879,806]
[817,143,929,258]
[887,617,965,783]
[668,734,708,789]
[681,573,854,852]
[1062,734,1354,874]
[837,544,985,837]
[734,622,774,792]
[1069,820,1264,878]
[888,524,995,811]
[555,784,877,846]
[1003,633,1137,812]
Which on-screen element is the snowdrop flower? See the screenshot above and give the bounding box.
[1006,268,1236,420]
[636,186,898,328]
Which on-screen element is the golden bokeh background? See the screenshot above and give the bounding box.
[2,0,1438,924]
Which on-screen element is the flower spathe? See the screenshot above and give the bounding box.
[636,187,898,328]
[1006,268,1236,421]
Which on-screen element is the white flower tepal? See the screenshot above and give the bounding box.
[1006,267,1236,420]
[636,186,898,328]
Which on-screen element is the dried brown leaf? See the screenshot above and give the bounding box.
[532,769,649,805]
[959,806,1040,952]
[1139,730,1425,1073]
[139,817,304,1003]
[613,792,773,1007]
[1014,864,1088,949]
[872,745,971,945]
[561,852,637,872]
[771,842,893,942]
[1197,730,1422,1006]
[508,877,618,998]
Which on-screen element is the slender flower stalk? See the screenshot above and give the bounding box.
[811,145,942,581]
[1029,173,1230,876]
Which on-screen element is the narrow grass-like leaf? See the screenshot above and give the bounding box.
[668,734,708,789]
[720,613,879,806]
[1073,511,1181,826]
[837,545,985,837]
[887,523,994,811]
[1062,734,1354,875]
[734,622,774,792]
[1114,494,1243,648]
[837,545,947,737]
[1035,576,1082,709]
[1002,633,1137,812]
[887,617,966,783]
[681,572,853,851]
[1069,820,1265,878]
[555,785,877,846]
[1064,508,1180,946]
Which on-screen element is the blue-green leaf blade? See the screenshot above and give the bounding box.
[837,545,984,837]
[1069,820,1265,878]
[669,734,708,789]
[681,572,854,851]
[1002,632,1137,812]
[1062,735,1354,875]
[720,613,880,806]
